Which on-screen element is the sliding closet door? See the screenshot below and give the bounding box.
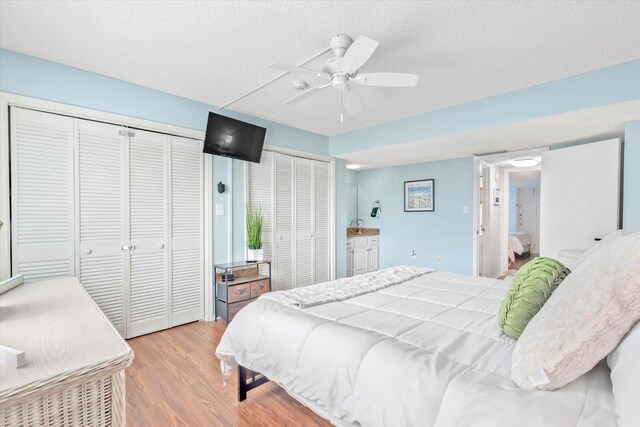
[10,108,75,282]
[274,153,294,290]
[313,161,330,284]
[247,150,274,277]
[126,130,168,338]
[170,136,203,326]
[295,157,314,287]
[76,119,126,335]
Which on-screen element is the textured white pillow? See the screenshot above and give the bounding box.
[607,321,640,427]
[573,229,628,269]
[511,232,640,390]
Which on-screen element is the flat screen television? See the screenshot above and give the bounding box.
[203,112,267,163]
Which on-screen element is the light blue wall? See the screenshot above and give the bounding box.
[329,60,640,155]
[623,121,640,232]
[353,157,474,274]
[0,48,331,267]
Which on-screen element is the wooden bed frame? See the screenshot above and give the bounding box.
[238,365,270,401]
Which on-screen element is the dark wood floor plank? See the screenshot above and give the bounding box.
[126,321,331,426]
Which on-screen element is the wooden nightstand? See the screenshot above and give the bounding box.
[214,261,272,323]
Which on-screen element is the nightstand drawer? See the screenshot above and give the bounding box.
[227,284,251,303]
[228,299,253,321]
[250,279,270,298]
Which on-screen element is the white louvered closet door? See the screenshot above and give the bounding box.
[313,161,330,284]
[247,151,274,277]
[295,157,314,287]
[170,136,203,327]
[126,130,168,338]
[274,153,294,290]
[76,119,126,335]
[10,108,75,282]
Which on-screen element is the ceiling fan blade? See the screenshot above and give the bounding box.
[352,72,419,87]
[340,36,379,74]
[285,82,332,105]
[268,63,330,79]
[342,85,363,114]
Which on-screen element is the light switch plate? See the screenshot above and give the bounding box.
[215,203,224,216]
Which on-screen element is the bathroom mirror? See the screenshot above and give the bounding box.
[347,183,358,226]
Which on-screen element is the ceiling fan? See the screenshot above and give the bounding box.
[269,34,419,121]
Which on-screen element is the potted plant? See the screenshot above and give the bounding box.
[246,204,263,262]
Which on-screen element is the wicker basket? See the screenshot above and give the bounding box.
[0,278,134,427]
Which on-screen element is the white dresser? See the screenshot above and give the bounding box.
[0,277,134,426]
[347,235,379,277]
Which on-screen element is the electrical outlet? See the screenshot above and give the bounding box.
[435,255,442,263]
[409,250,417,259]
[463,206,469,215]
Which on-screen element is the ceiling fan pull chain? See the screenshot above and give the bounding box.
[340,89,344,122]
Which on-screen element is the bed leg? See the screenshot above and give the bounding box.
[238,365,248,402]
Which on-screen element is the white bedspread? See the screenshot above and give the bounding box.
[216,270,616,427]
[261,265,432,308]
[509,232,531,256]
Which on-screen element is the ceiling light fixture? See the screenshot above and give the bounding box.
[510,158,539,168]
[346,164,361,170]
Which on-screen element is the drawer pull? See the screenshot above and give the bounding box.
[237,290,245,295]
[257,285,264,290]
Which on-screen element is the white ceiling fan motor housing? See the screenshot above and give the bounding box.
[329,34,353,57]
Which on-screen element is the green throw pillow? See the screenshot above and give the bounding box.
[499,257,570,339]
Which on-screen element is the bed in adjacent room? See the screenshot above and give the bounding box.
[216,265,627,427]
[508,231,532,264]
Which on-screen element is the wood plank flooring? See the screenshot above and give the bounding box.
[125,321,330,426]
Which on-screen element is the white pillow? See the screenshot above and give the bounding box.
[607,321,640,427]
[511,232,640,390]
[573,229,628,269]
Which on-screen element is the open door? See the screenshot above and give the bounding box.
[540,139,621,258]
[478,164,491,276]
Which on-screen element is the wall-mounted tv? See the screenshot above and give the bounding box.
[203,112,267,163]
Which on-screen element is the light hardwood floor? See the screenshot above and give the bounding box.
[126,321,330,426]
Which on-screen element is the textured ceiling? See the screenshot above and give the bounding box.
[1,1,639,136]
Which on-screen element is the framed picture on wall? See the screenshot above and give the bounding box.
[404,179,435,212]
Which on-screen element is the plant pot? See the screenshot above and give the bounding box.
[247,248,263,262]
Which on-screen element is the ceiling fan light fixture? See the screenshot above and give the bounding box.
[346,164,361,170]
[510,158,539,168]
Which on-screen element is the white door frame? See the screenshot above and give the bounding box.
[472,148,548,275]
[0,92,214,321]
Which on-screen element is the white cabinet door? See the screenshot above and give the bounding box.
[170,136,203,327]
[368,245,379,272]
[126,130,168,338]
[76,119,126,335]
[313,161,330,284]
[347,248,354,277]
[274,153,294,290]
[295,157,314,287]
[10,108,75,282]
[540,139,621,258]
[248,150,274,277]
[353,247,368,275]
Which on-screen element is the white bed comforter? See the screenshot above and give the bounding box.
[509,232,531,255]
[216,270,616,427]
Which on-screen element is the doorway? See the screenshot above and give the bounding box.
[473,149,546,277]
[508,170,541,271]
